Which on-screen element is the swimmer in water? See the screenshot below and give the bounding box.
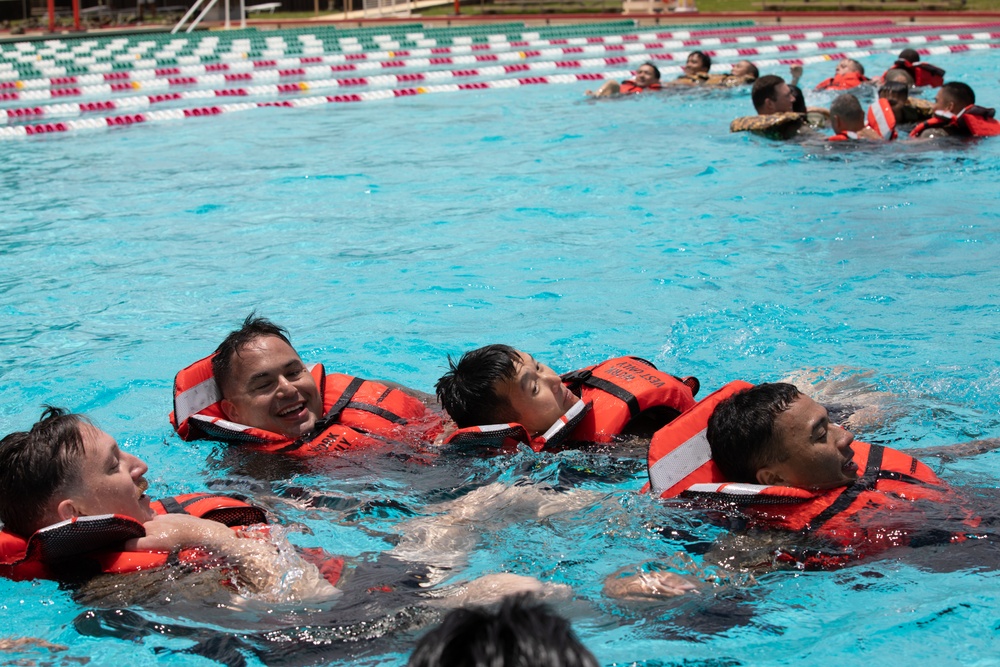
[171,313,446,450]
[0,407,561,608]
[435,344,698,451]
[0,407,337,601]
[586,62,661,98]
[814,58,871,91]
[730,75,807,139]
[826,93,886,141]
[910,81,1000,139]
[702,383,1000,566]
[704,59,759,88]
[665,51,712,86]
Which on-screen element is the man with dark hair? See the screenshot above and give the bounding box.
[730,75,805,139]
[586,62,661,98]
[408,594,599,667]
[879,80,933,126]
[827,93,887,142]
[707,383,859,488]
[751,75,797,115]
[435,345,696,451]
[0,407,340,598]
[911,81,1000,138]
[435,344,527,430]
[171,313,444,453]
[667,50,712,86]
[883,48,945,88]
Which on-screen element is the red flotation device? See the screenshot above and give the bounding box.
[170,355,443,455]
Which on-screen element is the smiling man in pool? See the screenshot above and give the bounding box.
[435,344,698,452]
[171,314,447,454]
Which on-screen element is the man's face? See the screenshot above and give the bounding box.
[767,83,796,114]
[634,64,659,87]
[731,60,753,78]
[63,424,154,522]
[760,395,859,490]
[933,88,958,115]
[220,335,323,438]
[496,351,581,435]
[881,90,907,121]
[684,53,708,76]
[835,59,857,77]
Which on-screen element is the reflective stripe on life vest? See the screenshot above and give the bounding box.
[867,98,897,140]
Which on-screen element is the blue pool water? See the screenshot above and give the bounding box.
[2,28,1000,666]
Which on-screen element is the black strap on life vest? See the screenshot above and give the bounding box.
[325,379,409,426]
[806,445,885,532]
[561,357,660,420]
[326,377,366,421]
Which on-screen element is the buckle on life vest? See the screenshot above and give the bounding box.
[560,368,592,389]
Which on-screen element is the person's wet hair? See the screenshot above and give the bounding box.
[830,93,864,127]
[879,80,909,101]
[689,50,711,72]
[407,594,599,667]
[0,407,88,536]
[751,75,786,113]
[898,48,920,63]
[212,312,294,398]
[788,84,807,114]
[941,81,975,109]
[435,344,522,427]
[707,383,802,483]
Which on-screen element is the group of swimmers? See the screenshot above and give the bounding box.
[2,313,997,660]
[587,48,1000,142]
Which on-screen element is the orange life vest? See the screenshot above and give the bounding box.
[815,71,870,91]
[645,381,976,567]
[619,80,663,94]
[444,357,698,453]
[827,130,859,142]
[883,60,945,88]
[911,105,1000,138]
[0,494,281,582]
[867,98,897,140]
[170,355,443,455]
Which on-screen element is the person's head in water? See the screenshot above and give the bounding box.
[829,93,866,134]
[0,407,153,537]
[707,383,859,490]
[435,345,580,434]
[684,51,711,77]
[884,67,915,88]
[633,62,661,88]
[933,81,975,115]
[730,60,759,81]
[879,81,909,121]
[898,48,920,64]
[752,75,796,114]
[407,593,599,667]
[834,58,865,77]
[213,313,323,438]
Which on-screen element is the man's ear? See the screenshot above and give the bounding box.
[220,398,239,422]
[56,498,81,522]
[756,466,785,486]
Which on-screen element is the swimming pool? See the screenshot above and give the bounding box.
[2,18,1000,667]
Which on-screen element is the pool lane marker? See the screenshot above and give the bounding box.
[4,42,1000,138]
[2,41,997,122]
[5,22,1000,84]
[3,30,999,100]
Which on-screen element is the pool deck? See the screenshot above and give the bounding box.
[1,7,999,42]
